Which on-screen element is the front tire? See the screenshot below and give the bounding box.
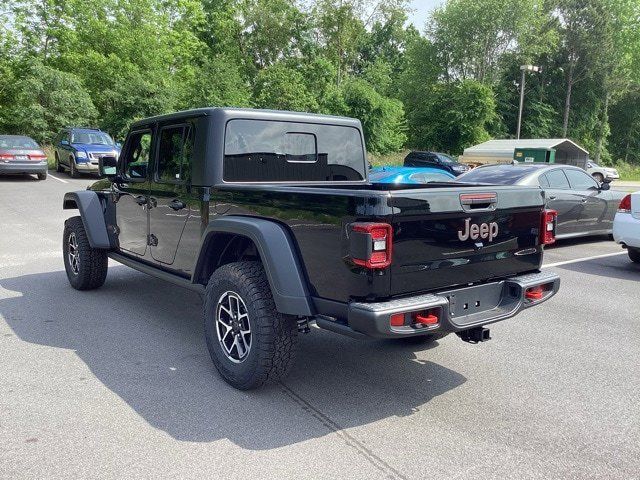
[69,157,80,178]
[204,261,297,390]
[63,216,108,290]
[593,172,604,183]
[628,247,640,263]
[55,153,64,173]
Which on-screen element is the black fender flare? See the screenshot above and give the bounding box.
[63,191,111,249]
[195,216,314,316]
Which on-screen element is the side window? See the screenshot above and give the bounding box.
[545,169,571,189]
[539,174,550,188]
[122,131,152,180]
[564,168,599,190]
[156,124,193,183]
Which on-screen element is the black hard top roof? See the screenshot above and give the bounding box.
[129,107,362,129]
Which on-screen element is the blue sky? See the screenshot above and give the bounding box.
[407,0,444,31]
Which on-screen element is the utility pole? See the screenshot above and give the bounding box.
[516,65,540,139]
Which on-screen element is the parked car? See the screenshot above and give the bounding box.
[369,166,455,184]
[61,107,559,390]
[458,163,626,239]
[54,128,120,178]
[586,160,619,183]
[403,151,470,176]
[0,135,48,180]
[613,191,640,263]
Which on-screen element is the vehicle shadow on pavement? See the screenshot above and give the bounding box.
[0,175,41,182]
[0,267,466,449]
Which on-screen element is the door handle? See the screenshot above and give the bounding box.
[548,196,557,200]
[168,199,186,211]
[581,198,588,203]
[134,195,147,206]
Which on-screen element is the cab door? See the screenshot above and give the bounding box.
[540,168,582,236]
[148,123,197,270]
[563,168,609,231]
[114,129,153,257]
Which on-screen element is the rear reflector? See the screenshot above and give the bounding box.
[618,194,632,213]
[350,222,393,269]
[390,313,405,327]
[525,286,544,300]
[540,209,557,245]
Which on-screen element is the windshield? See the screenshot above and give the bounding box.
[436,153,456,165]
[458,165,539,185]
[0,136,40,149]
[71,131,115,146]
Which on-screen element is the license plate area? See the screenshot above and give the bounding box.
[15,155,28,161]
[441,281,519,326]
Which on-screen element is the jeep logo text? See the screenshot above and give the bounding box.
[458,218,499,243]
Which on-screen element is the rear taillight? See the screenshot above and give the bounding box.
[29,154,47,161]
[618,194,632,213]
[350,222,393,269]
[540,209,557,245]
[0,154,14,161]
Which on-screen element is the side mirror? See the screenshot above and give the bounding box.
[99,156,118,178]
[599,181,611,191]
[115,142,122,149]
[60,140,69,146]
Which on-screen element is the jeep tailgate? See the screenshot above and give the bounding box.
[388,186,545,296]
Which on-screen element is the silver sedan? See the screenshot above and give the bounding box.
[458,164,627,239]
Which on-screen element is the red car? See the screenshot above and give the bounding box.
[0,135,48,180]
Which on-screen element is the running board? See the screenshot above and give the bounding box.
[108,252,205,293]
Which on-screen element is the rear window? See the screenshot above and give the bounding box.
[458,165,538,185]
[224,119,365,182]
[0,136,39,149]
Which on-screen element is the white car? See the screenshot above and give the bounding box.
[587,161,620,183]
[613,191,640,263]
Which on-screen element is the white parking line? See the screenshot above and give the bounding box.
[48,173,68,183]
[543,251,627,268]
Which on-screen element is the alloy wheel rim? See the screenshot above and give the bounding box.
[216,291,251,363]
[68,232,80,274]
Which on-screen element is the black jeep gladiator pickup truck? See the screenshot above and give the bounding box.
[62,108,560,389]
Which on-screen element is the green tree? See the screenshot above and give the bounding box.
[253,63,319,112]
[0,60,97,143]
[342,78,406,154]
[407,80,496,154]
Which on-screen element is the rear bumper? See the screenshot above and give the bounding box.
[0,162,48,174]
[613,213,640,249]
[338,271,560,338]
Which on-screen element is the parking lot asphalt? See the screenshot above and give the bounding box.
[1,172,639,480]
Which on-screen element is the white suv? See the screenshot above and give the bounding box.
[587,161,620,183]
[613,191,640,263]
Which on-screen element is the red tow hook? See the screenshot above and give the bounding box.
[414,312,439,326]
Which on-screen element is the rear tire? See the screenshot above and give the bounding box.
[204,261,297,390]
[628,247,640,263]
[37,172,47,180]
[63,216,108,290]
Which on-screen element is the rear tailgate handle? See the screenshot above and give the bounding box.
[460,192,497,212]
